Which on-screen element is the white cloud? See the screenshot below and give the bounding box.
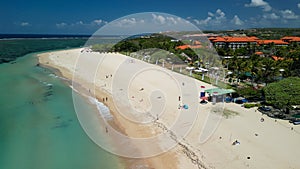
[194,17,212,25]
[56,19,107,29]
[298,3,300,8]
[120,18,137,25]
[231,15,244,25]
[212,9,226,24]
[151,14,188,25]
[93,19,103,25]
[152,14,166,24]
[263,13,280,19]
[92,19,107,26]
[20,22,30,26]
[280,9,299,19]
[111,17,147,28]
[76,21,84,25]
[193,9,226,26]
[245,0,272,11]
[166,16,177,24]
[56,22,67,28]
[216,9,225,18]
[208,12,214,17]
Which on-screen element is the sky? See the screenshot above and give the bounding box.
[0,0,300,34]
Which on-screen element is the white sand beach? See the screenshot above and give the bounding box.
[38,48,300,169]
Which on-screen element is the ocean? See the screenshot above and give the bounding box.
[0,51,123,168]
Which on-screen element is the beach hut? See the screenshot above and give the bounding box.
[205,88,235,103]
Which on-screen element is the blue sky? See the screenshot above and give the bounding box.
[1,0,300,34]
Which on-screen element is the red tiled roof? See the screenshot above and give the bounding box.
[208,36,297,45]
[176,44,202,50]
[257,40,288,45]
[271,56,284,61]
[255,51,263,55]
[249,36,259,40]
[210,36,257,43]
[281,36,300,42]
[176,45,189,50]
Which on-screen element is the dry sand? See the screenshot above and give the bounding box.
[38,48,300,169]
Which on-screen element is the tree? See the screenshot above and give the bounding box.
[258,58,278,84]
[243,57,260,85]
[263,77,300,113]
[237,86,262,100]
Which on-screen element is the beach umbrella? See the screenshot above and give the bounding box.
[200,96,208,100]
[183,104,189,109]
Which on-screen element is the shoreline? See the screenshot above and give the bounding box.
[37,53,144,168]
[37,49,182,169]
[37,48,300,169]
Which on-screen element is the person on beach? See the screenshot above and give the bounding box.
[178,96,181,101]
[232,140,240,145]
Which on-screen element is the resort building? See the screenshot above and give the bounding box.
[208,36,258,50]
[208,36,298,50]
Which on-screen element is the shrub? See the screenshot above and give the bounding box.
[244,103,261,109]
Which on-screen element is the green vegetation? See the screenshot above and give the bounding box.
[89,30,300,114]
[102,33,224,83]
[264,77,300,113]
[236,86,262,100]
[91,43,114,52]
[222,43,300,85]
[109,34,198,62]
[244,103,261,109]
[193,73,229,89]
[0,38,88,63]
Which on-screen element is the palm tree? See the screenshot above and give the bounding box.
[260,58,277,85]
[244,56,260,86]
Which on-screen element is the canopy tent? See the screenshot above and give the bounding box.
[205,88,235,96]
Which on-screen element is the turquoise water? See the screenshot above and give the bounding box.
[0,52,122,169]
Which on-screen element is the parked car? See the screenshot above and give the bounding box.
[293,121,300,125]
[289,119,300,125]
[235,99,244,104]
[234,97,248,104]
[225,97,232,103]
[258,106,271,112]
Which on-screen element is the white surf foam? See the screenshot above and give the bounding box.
[88,96,113,120]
